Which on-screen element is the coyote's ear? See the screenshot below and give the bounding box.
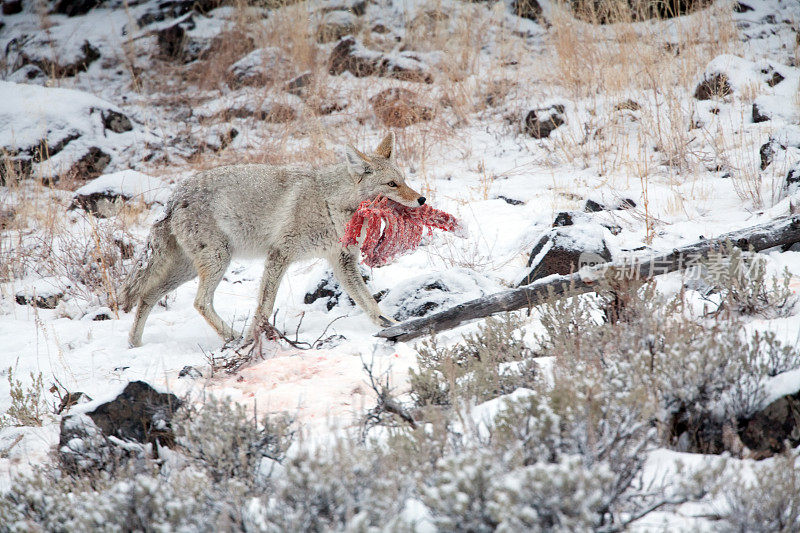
[375,131,395,161]
[345,145,373,179]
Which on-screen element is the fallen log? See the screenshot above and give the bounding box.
[376,215,800,342]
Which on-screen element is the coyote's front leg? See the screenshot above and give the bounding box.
[331,249,396,327]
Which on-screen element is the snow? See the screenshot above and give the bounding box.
[73,170,171,206]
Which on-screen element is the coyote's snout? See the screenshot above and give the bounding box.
[120,132,422,347]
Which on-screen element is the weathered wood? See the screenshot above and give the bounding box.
[376,215,800,342]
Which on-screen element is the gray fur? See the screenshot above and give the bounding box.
[121,132,424,347]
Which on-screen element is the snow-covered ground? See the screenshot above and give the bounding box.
[2,0,800,527]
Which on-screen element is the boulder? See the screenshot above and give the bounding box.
[285,71,313,97]
[0,81,141,183]
[570,0,712,23]
[523,104,565,138]
[328,36,382,77]
[52,0,104,16]
[759,125,800,170]
[15,278,66,309]
[304,268,373,311]
[739,390,800,459]
[370,88,433,128]
[2,0,22,16]
[328,37,432,83]
[13,38,100,78]
[227,47,292,88]
[512,0,542,21]
[517,225,613,286]
[694,73,731,100]
[785,164,800,196]
[316,10,358,43]
[84,381,182,447]
[380,269,503,321]
[71,170,170,217]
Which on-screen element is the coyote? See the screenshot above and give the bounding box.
[120,132,424,347]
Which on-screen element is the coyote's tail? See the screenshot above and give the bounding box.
[119,206,173,312]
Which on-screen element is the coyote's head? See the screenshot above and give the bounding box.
[345,132,425,208]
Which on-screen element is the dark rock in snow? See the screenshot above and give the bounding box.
[380,269,501,321]
[228,47,291,88]
[518,225,612,286]
[157,22,187,60]
[752,102,771,123]
[179,365,203,379]
[553,211,576,227]
[2,0,22,15]
[18,40,100,78]
[15,288,64,309]
[760,140,775,170]
[694,73,732,100]
[785,164,800,195]
[524,104,565,139]
[53,0,104,16]
[286,71,313,97]
[64,147,111,182]
[316,10,358,43]
[733,2,753,12]
[56,391,92,415]
[86,381,182,447]
[497,195,524,206]
[739,390,800,459]
[512,0,542,21]
[584,199,605,212]
[101,109,133,133]
[304,269,371,310]
[328,37,432,83]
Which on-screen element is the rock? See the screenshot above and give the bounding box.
[316,10,358,43]
[763,67,785,87]
[62,147,111,182]
[86,381,182,447]
[16,39,100,78]
[178,366,202,379]
[517,225,612,286]
[101,109,133,133]
[584,199,605,212]
[2,0,22,15]
[739,390,800,459]
[286,71,312,97]
[157,22,187,60]
[329,36,381,77]
[1,81,141,182]
[370,88,433,128]
[304,268,372,310]
[524,104,565,138]
[53,0,104,16]
[228,47,291,88]
[56,392,92,415]
[7,64,46,84]
[785,164,800,195]
[752,102,771,123]
[694,72,731,100]
[553,211,577,227]
[71,170,170,217]
[733,2,753,12]
[15,285,65,309]
[570,0,713,23]
[614,99,641,111]
[380,269,503,321]
[58,414,119,474]
[496,195,524,205]
[512,0,542,21]
[760,140,775,170]
[328,37,432,83]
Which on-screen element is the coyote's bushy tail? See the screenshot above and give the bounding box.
[119,208,173,312]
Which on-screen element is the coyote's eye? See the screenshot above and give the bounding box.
[388,181,397,187]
